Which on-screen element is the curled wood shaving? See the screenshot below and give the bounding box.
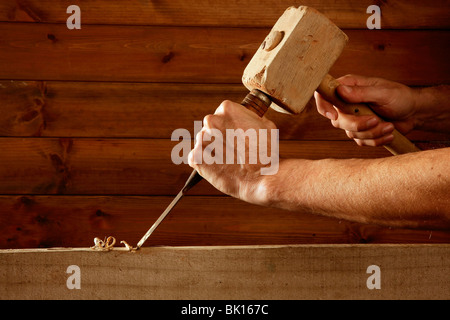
[91,236,136,252]
[120,240,134,251]
[91,236,115,251]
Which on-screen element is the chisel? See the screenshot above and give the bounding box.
[135,90,272,249]
[136,169,203,249]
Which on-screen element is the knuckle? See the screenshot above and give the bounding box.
[341,74,354,80]
[354,139,364,147]
[202,114,215,128]
[372,137,387,147]
[367,140,380,147]
[354,138,380,147]
[330,119,340,128]
[218,100,235,114]
[354,121,368,132]
[338,74,356,83]
[345,130,354,139]
[263,118,277,130]
[195,130,203,142]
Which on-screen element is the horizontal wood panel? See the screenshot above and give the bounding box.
[0,24,448,86]
[1,0,449,29]
[2,245,449,300]
[0,138,395,195]
[1,81,449,141]
[1,195,448,249]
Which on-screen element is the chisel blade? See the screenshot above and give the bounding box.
[135,189,184,249]
[135,170,203,249]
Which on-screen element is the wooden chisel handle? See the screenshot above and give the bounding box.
[317,74,420,155]
[241,89,272,117]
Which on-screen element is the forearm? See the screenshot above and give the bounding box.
[414,85,450,133]
[263,148,450,230]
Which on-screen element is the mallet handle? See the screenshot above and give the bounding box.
[317,74,420,155]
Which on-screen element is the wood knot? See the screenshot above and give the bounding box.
[50,154,65,173]
[376,44,385,51]
[13,196,36,210]
[161,51,174,63]
[20,109,39,122]
[95,209,108,217]
[34,214,50,225]
[262,30,284,51]
[47,33,57,42]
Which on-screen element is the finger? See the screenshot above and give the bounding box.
[335,74,391,106]
[345,122,395,140]
[200,127,214,142]
[188,147,198,168]
[188,150,205,178]
[336,74,381,87]
[194,129,203,146]
[314,91,338,120]
[189,129,211,167]
[214,101,227,115]
[353,134,394,147]
[215,100,241,115]
[331,112,380,132]
[189,131,203,167]
[203,114,217,129]
[336,84,390,106]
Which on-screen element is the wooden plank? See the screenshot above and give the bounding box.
[333,30,450,86]
[0,24,448,86]
[1,195,448,249]
[0,81,252,139]
[0,137,446,196]
[1,81,449,141]
[1,0,449,29]
[0,138,394,195]
[0,244,449,299]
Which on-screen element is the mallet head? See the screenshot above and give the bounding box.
[242,6,348,114]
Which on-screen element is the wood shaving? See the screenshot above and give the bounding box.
[120,240,134,251]
[91,236,136,252]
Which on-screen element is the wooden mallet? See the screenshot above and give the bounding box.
[242,6,420,155]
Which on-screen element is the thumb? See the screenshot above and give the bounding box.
[337,84,388,106]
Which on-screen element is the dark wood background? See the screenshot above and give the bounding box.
[0,0,449,249]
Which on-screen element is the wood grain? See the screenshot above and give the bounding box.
[0,1,448,251]
[0,138,395,195]
[1,195,448,249]
[1,245,449,299]
[0,23,448,86]
[1,81,449,141]
[1,0,449,29]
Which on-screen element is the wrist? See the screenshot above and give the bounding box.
[411,85,449,131]
[253,158,312,210]
[242,159,287,207]
[411,86,428,130]
[242,168,280,207]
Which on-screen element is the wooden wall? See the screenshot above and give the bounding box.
[0,0,449,249]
